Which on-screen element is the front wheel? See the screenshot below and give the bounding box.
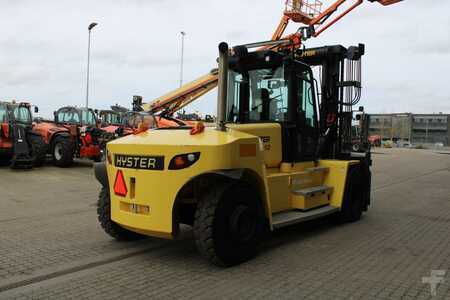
[97,187,145,241]
[28,132,46,167]
[193,181,264,267]
[52,136,74,167]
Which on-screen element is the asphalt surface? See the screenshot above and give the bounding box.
[1,148,450,299]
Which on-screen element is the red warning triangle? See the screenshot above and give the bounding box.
[114,170,127,197]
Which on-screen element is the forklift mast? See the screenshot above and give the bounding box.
[296,44,364,159]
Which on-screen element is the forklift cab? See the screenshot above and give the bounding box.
[225,50,319,164]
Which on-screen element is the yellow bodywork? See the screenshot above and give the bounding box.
[106,123,358,239]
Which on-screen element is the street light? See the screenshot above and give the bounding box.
[86,22,98,108]
[179,31,186,87]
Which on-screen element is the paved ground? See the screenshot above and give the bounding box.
[0,149,450,299]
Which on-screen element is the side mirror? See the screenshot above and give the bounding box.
[34,106,39,113]
[53,111,58,122]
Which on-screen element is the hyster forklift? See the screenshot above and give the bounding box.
[95,0,402,266]
[0,101,46,168]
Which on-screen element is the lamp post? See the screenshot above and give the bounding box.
[86,22,98,108]
[180,31,186,87]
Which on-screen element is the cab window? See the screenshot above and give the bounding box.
[58,110,80,123]
[248,67,288,122]
[297,72,317,128]
[82,110,97,126]
[103,113,120,124]
[0,105,7,123]
[14,106,31,123]
[227,65,288,122]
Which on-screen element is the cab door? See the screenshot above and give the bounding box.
[293,66,319,162]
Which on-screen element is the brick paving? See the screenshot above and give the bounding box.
[1,150,450,299]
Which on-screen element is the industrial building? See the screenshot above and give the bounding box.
[369,113,450,146]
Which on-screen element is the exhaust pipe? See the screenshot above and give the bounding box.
[216,42,229,131]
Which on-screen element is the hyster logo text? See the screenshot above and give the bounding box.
[115,155,164,170]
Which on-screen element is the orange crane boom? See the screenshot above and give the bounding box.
[143,0,402,116]
[141,70,218,113]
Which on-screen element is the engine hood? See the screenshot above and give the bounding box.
[108,127,256,148]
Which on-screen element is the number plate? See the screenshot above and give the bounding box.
[120,202,150,215]
[114,154,164,170]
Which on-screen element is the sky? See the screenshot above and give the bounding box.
[0,0,449,118]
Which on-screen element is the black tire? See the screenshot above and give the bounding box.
[334,166,366,223]
[97,187,145,241]
[0,154,12,166]
[52,136,74,167]
[28,132,46,167]
[193,181,264,267]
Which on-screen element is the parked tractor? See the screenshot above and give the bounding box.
[99,108,137,137]
[98,105,175,156]
[0,101,46,168]
[34,106,107,167]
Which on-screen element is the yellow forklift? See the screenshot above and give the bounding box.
[95,40,373,266]
[94,0,402,266]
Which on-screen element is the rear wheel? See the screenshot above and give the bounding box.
[0,153,12,166]
[97,187,145,241]
[52,136,73,167]
[28,133,46,167]
[193,181,264,267]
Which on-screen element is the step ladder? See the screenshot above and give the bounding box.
[272,205,339,229]
[267,164,336,228]
[291,184,332,210]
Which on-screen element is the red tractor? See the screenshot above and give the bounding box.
[98,108,136,137]
[0,101,46,168]
[100,101,188,137]
[34,106,106,167]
